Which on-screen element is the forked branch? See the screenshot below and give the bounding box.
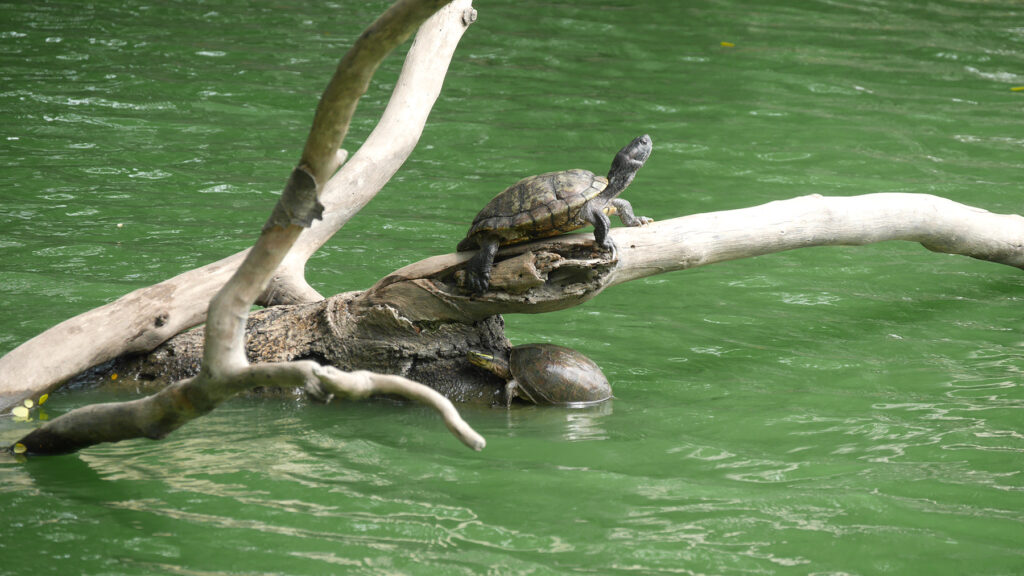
[0,0,477,414]
[9,0,486,455]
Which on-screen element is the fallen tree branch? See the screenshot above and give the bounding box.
[100,193,1024,406]
[270,0,478,302]
[608,192,1024,285]
[365,193,1024,323]
[13,361,484,455]
[9,0,486,455]
[0,0,477,413]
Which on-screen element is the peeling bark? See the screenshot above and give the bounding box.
[105,292,510,406]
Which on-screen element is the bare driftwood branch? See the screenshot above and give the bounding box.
[14,362,484,455]
[0,0,476,413]
[365,193,1024,323]
[10,0,487,455]
[268,0,477,304]
[99,192,1024,408]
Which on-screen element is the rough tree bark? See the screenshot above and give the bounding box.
[9,0,486,455]
[0,0,477,414]
[98,193,1024,403]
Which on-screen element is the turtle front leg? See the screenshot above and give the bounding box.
[465,235,500,293]
[585,203,615,251]
[609,198,653,227]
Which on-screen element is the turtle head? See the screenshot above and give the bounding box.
[619,134,653,166]
[602,134,652,200]
[467,350,513,380]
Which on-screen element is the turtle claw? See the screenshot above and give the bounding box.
[466,275,490,294]
[461,267,488,293]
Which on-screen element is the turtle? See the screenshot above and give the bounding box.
[467,343,613,407]
[457,134,654,293]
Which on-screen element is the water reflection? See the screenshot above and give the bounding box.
[503,401,613,442]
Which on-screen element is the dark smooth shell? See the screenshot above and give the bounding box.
[509,343,612,405]
[458,169,607,250]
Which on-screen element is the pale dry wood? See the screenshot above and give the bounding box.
[11,0,487,455]
[14,361,484,454]
[272,0,478,301]
[608,193,1024,285]
[0,251,248,413]
[309,365,485,451]
[97,192,1023,404]
[0,0,477,413]
[364,193,1024,322]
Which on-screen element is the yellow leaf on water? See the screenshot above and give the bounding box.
[13,443,27,454]
[721,41,735,47]
[38,394,48,405]
[12,406,30,419]
[23,399,33,409]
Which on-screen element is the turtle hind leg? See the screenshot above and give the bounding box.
[610,198,652,227]
[465,235,500,293]
[505,380,517,408]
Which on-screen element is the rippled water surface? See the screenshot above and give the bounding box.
[2,1,1023,574]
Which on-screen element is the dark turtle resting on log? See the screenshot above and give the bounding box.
[457,135,654,292]
[467,343,613,407]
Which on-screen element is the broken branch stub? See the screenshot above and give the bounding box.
[264,167,325,232]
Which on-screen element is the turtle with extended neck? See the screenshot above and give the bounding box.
[457,135,653,293]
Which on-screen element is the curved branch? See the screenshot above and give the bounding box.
[272,0,478,300]
[609,193,1024,285]
[9,0,486,455]
[0,0,476,412]
[310,366,485,451]
[363,193,1024,322]
[301,0,455,185]
[13,361,484,455]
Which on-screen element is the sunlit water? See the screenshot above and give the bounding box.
[2,1,1023,574]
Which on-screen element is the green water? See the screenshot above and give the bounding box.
[2,0,1023,574]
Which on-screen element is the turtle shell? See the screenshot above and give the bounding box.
[509,343,612,405]
[457,169,607,251]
